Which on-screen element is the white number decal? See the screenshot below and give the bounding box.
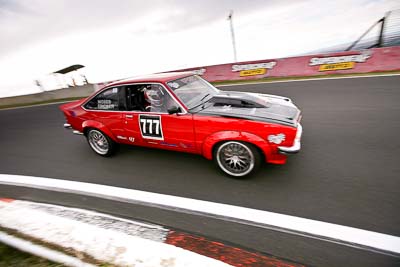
[154,120,160,135]
[140,119,147,134]
[148,120,153,134]
[139,115,163,140]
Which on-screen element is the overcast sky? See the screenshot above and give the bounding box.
[0,0,399,97]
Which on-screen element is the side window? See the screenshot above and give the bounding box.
[126,84,177,113]
[85,87,120,111]
[126,85,145,112]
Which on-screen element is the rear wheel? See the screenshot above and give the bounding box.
[86,129,117,157]
[214,141,261,178]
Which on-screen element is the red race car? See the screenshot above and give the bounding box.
[61,72,302,178]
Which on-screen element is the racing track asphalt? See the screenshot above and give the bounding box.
[1,75,399,266]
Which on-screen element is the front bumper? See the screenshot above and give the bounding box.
[278,124,302,154]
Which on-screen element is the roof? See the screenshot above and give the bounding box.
[107,72,194,87]
[53,64,85,74]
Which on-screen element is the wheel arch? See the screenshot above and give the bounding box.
[212,139,266,162]
[82,120,117,142]
[202,131,271,162]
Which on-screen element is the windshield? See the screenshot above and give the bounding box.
[167,75,219,109]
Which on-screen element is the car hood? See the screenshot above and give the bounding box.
[195,91,301,127]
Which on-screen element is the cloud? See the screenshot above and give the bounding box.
[1,0,397,58]
[0,0,288,57]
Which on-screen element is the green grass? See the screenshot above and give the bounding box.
[0,243,64,267]
[0,226,115,266]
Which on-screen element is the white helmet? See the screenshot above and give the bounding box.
[144,85,164,107]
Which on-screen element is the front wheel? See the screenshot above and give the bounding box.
[86,129,117,157]
[214,141,261,178]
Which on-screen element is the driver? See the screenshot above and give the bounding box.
[142,84,166,112]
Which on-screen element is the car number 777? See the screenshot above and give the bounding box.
[140,118,160,134]
[139,115,163,139]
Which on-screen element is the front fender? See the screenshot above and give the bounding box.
[202,131,273,161]
[82,120,117,142]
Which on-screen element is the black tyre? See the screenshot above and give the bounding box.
[214,141,261,178]
[86,128,117,157]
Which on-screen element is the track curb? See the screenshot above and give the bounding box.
[0,198,304,267]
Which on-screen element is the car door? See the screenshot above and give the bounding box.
[122,83,196,152]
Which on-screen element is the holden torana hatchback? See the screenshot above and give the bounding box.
[61,72,302,178]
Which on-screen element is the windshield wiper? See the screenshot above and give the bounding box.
[199,93,210,102]
[189,94,211,110]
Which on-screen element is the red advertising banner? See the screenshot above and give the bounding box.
[169,46,400,82]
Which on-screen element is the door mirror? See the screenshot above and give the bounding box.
[167,106,181,115]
